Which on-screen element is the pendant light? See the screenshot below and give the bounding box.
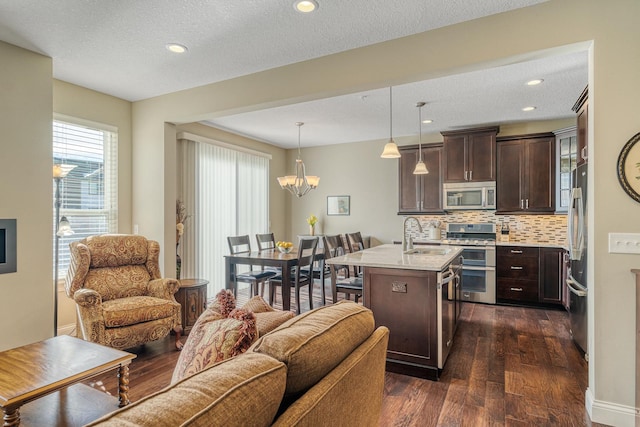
[380,86,401,158]
[413,102,429,175]
[277,122,319,198]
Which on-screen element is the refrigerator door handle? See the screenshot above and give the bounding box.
[568,187,584,261]
[567,276,587,297]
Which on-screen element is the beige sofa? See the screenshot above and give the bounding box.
[87,301,389,426]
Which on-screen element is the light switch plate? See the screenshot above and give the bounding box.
[608,233,640,254]
[133,224,139,234]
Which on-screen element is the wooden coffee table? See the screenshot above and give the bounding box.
[0,335,136,427]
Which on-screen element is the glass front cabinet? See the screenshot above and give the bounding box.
[554,126,577,212]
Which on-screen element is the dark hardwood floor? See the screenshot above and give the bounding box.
[85,282,606,426]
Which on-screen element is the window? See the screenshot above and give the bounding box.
[555,126,577,212]
[53,116,118,280]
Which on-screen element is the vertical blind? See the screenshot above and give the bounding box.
[53,117,118,279]
[178,138,269,295]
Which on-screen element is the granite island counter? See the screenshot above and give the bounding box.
[326,244,463,380]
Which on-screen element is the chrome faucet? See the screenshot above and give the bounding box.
[402,216,423,252]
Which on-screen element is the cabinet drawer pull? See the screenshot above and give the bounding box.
[391,281,408,293]
[510,266,524,270]
[510,250,523,254]
[510,287,523,292]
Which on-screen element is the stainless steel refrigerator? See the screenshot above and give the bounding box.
[567,162,588,356]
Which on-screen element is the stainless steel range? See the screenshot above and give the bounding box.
[441,223,496,304]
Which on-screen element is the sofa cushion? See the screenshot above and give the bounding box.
[87,353,287,427]
[171,308,257,383]
[242,295,275,313]
[249,300,375,396]
[102,296,178,327]
[84,234,149,268]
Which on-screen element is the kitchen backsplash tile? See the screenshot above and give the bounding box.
[406,212,567,246]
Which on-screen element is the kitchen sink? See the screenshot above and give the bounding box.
[403,247,452,256]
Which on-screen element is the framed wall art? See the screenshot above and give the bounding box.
[617,131,640,203]
[327,195,350,216]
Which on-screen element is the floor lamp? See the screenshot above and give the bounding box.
[53,164,75,336]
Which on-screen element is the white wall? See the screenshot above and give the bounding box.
[128,1,639,424]
[0,41,53,350]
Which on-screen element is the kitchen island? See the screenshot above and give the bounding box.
[326,244,463,380]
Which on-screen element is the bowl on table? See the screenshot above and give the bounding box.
[277,246,293,254]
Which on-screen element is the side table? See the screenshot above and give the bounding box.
[176,278,209,334]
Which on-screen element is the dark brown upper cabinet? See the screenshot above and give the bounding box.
[441,126,499,183]
[572,86,588,166]
[496,132,555,214]
[398,144,444,214]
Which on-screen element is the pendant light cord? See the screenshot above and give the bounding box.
[418,103,423,160]
[389,87,393,140]
[296,122,303,159]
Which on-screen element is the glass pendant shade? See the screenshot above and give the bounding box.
[56,216,75,237]
[277,123,319,198]
[381,86,401,158]
[381,139,401,158]
[413,159,429,174]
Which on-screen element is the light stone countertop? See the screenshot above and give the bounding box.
[325,243,463,272]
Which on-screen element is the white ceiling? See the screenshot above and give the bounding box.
[0,0,587,149]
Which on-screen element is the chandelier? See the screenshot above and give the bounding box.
[277,122,319,198]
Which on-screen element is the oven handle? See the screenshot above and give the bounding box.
[461,265,495,271]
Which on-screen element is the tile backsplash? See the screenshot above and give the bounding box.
[407,211,567,246]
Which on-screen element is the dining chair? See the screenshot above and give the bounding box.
[269,237,318,314]
[325,235,363,303]
[346,232,365,277]
[227,235,277,297]
[299,234,340,306]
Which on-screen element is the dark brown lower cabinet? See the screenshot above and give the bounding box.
[364,267,440,380]
[497,246,566,307]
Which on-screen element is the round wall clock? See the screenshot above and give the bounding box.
[617,131,640,203]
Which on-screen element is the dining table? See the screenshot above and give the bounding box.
[224,247,325,312]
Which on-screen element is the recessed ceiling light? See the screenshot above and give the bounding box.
[294,0,318,13]
[166,43,188,54]
[526,79,544,86]
[522,106,536,112]
[422,119,433,124]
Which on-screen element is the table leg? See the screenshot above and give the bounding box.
[2,407,20,427]
[117,365,131,407]
[225,258,237,297]
[282,263,292,312]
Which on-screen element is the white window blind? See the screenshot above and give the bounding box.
[178,137,269,295]
[53,117,118,279]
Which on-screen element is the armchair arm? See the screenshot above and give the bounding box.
[73,288,106,344]
[148,278,180,300]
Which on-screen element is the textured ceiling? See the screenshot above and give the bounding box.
[0,0,587,149]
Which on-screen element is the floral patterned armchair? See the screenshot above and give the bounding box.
[65,234,183,350]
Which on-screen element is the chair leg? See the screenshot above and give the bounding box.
[174,325,183,351]
[308,282,314,311]
[295,285,301,315]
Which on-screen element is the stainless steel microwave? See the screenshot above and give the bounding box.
[443,181,496,210]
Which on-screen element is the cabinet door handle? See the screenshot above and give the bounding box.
[525,199,529,209]
[464,170,468,181]
[469,170,473,181]
[510,266,524,270]
[520,199,524,209]
[510,287,524,292]
[510,250,523,254]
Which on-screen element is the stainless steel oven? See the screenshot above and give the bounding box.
[442,223,496,304]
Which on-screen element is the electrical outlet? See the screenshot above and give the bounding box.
[608,233,640,254]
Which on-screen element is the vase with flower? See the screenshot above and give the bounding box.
[176,200,190,279]
[306,214,318,236]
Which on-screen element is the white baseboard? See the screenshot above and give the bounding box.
[586,388,637,427]
[57,323,76,337]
